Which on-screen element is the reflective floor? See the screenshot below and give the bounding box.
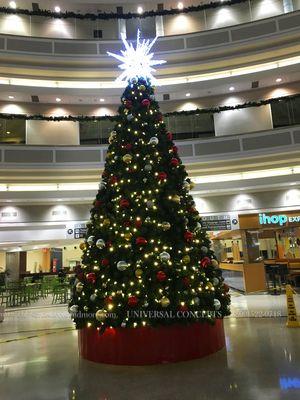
[1,299,300,399]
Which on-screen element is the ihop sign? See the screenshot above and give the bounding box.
[259,213,300,226]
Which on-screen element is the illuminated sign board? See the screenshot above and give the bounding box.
[259,213,300,226]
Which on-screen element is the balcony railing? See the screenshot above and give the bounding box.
[0,0,296,40]
[1,97,300,145]
[0,125,299,169]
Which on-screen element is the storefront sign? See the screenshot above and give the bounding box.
[201,214,239,231]
[259,213,300,226]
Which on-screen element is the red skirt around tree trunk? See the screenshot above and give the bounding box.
[78,319,225,365]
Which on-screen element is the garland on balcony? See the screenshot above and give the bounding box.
[0,93,298,122]
[0,0,248,20]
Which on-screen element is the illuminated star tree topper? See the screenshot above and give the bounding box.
[107,30,166,83]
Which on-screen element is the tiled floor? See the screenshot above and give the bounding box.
[1,293,300,400]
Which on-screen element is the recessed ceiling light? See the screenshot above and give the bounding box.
[9,1,16,9]
[229,86,235,91]
[100,98,105,102]
[276,78,282,83]
[185,93,191,97]
[55,97,61,102]
[137,6,143,14]
[54,6,61,13]
[8,95,14,99]
[178,2,184,9]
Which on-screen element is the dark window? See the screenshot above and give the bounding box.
[93,30,103,39]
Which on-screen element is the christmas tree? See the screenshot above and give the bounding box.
[70,32,230,332]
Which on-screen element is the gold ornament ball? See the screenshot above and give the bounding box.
[211,259,219,268]
[79,242,86,251]
[108,135,115,144]
[190,181,196,189]
[76,282,84,292]
[161,297,170,307]
[182,255,191,264]
[103,218,110,226]
[135,268,143,278]
[161,221,171,231]
[139,84,146,91]
[172,195,181,203]
[123,154,132,164]
[124,232,132,241]
[206,282,214,290]
[95,309,107,322]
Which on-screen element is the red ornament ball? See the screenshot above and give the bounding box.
[172,145,178,153]
[141,99,150,107]
[101,258,109,266]
[123,220,131,227]
[105,295,113,304]
[135,219,142,228]
[184,231,193,242]
[120,198,130,208]
[106,240,112,248]
[157,172,167,181]
[128,296,138,307]
[200,257,212,268]
[157,270,167,282]
[170,158,179,167]
[125,143,132,150]
[178,304,189,312]
[86,273,96,284]
[94,200,103,208]
[124,100,132,109]
[182,277,190,287]
[223,283,230,292]
[136,237,147,246]
[167,131,173,140]
[109,176,118,185]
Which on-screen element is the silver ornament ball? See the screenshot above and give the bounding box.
[214,299,221,311]
[96,239,106,249]
[87,236,95,246]
[149,137,159,145]
[117,260,129,271]
[69,305,78,314]
[144,164,152,172]
[160,251,171,262]
[212,277,220,286]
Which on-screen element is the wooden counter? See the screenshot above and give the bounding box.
[220,262,267,293]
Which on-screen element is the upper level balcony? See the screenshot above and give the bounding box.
[0,7,300,85]
[0,0,297,40]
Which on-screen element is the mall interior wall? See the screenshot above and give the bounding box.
[26,120,80,145]
[213,105,273,136]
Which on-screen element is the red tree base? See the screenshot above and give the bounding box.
[78,319,225,365]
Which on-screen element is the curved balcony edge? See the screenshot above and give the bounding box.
[0,126,299,170]
[0,11,299,66]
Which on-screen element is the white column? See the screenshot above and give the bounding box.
[283,0,294,13]
[155,15,164,37]
[118,19,127,38]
